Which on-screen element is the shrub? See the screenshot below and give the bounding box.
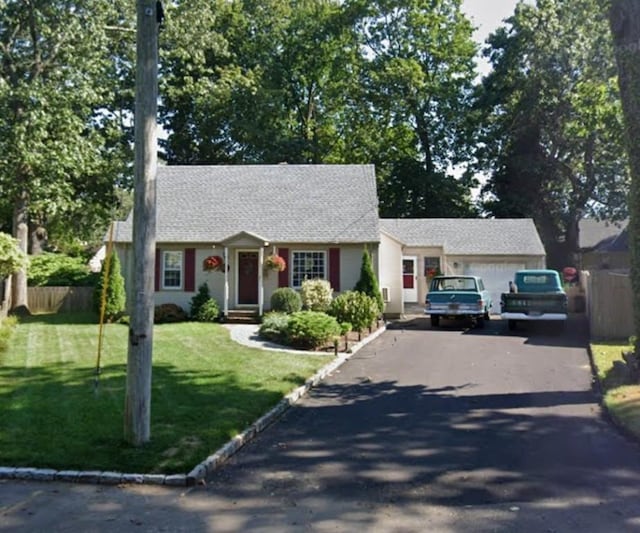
[300,279,333,312]
[259,312,290,343]
[354,248,384,315]
[329,290,379,333]
[0,232,28,279]
[270,287,302,314]
[0,316,18,353]
[154,303,189,324]
[194,298,220,322]
[285,311,341,349]
[93,251,126,322]
[190,283,211,319]
[28,252,97,287]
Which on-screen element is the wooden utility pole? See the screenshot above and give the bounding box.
[610,1,640,357]
[124,0,159,445]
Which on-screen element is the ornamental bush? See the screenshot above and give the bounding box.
[285,310,341,349]
[270,287,302,314]
[154,303,189,323]
[329,290,379,333]
[189,283,220,322]
[259,312,290,343]
[300,278,333,312]
[93,251,126,321]
[190,283,211,319]
[194,298,220,322]
[354,248,384,315]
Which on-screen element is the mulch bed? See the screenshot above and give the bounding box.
[315,321,385,353]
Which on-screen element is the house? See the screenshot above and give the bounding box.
[112,165,547,319]
[112,165,381,318]
[578,218,629,272]
[379,218,546,314]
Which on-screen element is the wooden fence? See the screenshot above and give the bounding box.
[27,286,94,314]
[584,270,634,340]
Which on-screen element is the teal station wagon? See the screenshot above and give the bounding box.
[425,275,493,328]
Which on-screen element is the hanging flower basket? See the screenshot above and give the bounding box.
[264,254,286,272]
[203,255,224,272]
[425,267,442,281]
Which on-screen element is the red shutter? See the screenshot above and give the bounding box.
[184,248,196,292]
[155,248,161,291]
[278,248,289,287]
[329,248,340,292]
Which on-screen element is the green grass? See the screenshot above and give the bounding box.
[0,312,332,474]
[591,340,640,440]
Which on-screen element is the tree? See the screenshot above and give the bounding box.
[477,0,629,268]
[0,1,135,310]
[609,0,640,356]
[350,0,479,217]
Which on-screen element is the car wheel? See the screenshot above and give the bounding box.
[476,316,485,328]
[508,319,517,331]
[430,315,440,327]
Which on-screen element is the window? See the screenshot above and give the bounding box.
[424,256,441,276]
[163,251,182,289]
[292,251,326,288]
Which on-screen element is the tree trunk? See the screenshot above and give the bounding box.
[11,188,30,314]
[609,0,640,355]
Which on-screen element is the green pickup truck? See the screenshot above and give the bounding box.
[424,275,492,328]
[500,269,568,330]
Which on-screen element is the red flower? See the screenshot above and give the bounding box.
[203,255,224,272]
[265,254,286,272]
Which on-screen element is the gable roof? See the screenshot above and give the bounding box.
[379,218,546,256]
[113,164,380,244]
[578,219,628,252]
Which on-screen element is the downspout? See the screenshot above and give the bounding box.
[223,246,229,317]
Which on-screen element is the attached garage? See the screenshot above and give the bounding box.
[379,218,547,317]
[464,262,526,314]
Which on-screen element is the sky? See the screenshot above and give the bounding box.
[461,0,522,76]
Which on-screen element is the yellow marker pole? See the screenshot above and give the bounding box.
[95,222,115,391]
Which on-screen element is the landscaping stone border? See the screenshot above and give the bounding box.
[0,324,387,487]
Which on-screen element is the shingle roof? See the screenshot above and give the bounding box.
[379,218,546,256]
[113,164,380,244]
[578,219,628,251]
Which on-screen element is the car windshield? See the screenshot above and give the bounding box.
[431,277,477,291]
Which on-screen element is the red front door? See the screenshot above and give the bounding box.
[238,252,259,305]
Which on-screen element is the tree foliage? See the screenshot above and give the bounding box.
[159,0,478,216]
[0,232,28,279]
[477,0,629,268]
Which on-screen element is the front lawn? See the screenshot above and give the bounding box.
[0,313,332,474]
[591,340,640,440]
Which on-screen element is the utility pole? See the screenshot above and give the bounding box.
[124,0,159,445]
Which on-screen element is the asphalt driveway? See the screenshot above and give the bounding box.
[2,316,640,532]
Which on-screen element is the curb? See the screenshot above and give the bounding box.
[0,324,387,487]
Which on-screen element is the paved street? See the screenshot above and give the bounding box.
[2,316,640,532]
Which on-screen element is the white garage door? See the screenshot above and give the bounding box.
[464,263,525,314]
